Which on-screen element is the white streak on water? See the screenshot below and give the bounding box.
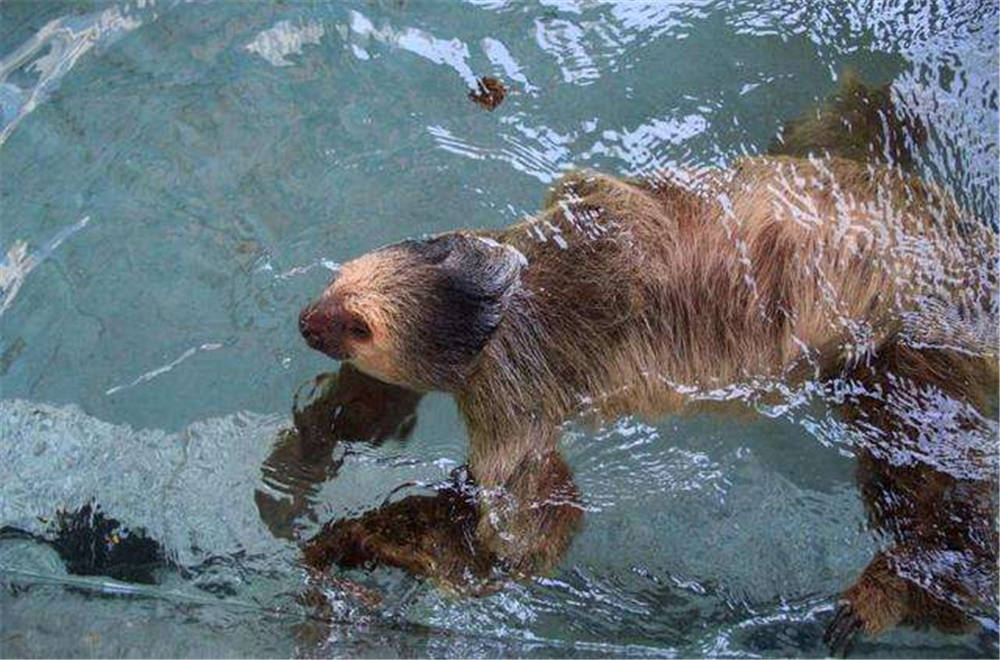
[0,216,91,317]
[347,10,478,87]
[277,257,341,280]
[582,113,709,174]
[428,108,706,182]
[534,17,599,85]
[244,19,325,68]
[481,37,537,93]
[426,123,569,184]
[254,256,340,279]
[105,342,224,395]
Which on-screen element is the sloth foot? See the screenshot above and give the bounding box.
[823,600,865,657]
[824,554,909,656]
[301,486,498,594]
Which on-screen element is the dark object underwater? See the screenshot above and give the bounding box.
[1,503,168,584]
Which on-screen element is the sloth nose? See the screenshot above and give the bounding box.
[299,301,348,359]
[298,305,325,350]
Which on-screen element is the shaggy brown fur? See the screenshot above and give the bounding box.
[297,81,997,652]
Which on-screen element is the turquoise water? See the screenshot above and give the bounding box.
[1,0,997,657]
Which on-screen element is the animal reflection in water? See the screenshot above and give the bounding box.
[254,364,423,542]
[258,74,998,655]
[254,363,559,588]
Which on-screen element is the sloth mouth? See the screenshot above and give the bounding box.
[299,322,350,361]
[306,338,350,361]
[322,346,351,361]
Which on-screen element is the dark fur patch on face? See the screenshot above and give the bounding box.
[391,234,523,389]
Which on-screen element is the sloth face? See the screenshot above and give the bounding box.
[299,233,524,391]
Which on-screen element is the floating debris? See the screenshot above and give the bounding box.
[468,76,506,111]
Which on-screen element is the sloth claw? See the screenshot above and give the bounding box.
[824,600,864,657]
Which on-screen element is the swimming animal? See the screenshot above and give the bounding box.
[297,77,998,654]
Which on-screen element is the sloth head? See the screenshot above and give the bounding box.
[299,233,524,392]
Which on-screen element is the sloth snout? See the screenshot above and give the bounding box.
[298,301,348,360]
[298,305,322,348]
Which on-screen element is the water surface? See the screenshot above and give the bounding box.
[1,0,997,657]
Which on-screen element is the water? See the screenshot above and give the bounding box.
[1,0,997,657]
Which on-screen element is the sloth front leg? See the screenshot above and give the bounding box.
[304,427,583,590]
[301,454,581,592]
[470,433,583,578]
[257,365,423,539]
[824,547,984,656]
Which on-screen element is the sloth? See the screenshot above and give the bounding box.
[293,76,997,654]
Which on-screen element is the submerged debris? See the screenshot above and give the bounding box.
[468,76,506,111]
[0,503,170,584]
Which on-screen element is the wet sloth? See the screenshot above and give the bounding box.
[295,84,998,653]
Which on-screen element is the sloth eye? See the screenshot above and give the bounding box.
[347,318,372,341]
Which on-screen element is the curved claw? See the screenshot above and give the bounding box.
[823,600,864,657]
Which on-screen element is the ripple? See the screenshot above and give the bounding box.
[427,122,570,183]
[346,9,478,86]
[0,3,149,146]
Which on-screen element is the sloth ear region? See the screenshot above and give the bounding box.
[423,234,526,362]
[438,234,525,303]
